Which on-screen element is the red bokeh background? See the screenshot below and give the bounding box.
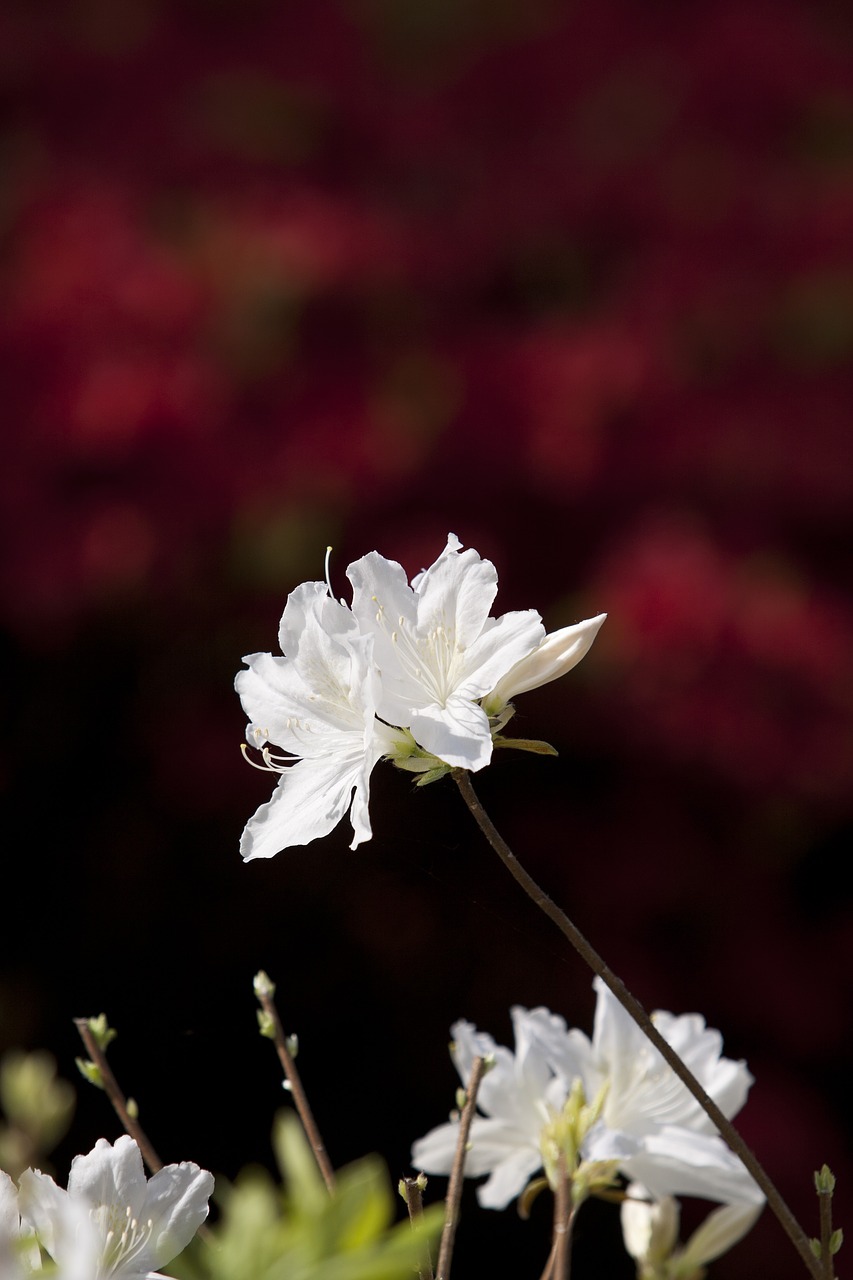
[1,2,852,1277]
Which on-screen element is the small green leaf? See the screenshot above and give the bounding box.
[75,1058,104,1090]
[830,1228,843,1255]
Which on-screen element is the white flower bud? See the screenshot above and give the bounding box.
[482,613,606,715]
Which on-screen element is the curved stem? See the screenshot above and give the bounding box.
[452,769,821,1280]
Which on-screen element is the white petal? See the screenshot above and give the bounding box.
[616,1127,764,1205]
[411,1121,460,1177]
[679,1199,763,1267]
[143,1163,214,1269]
[485,613,606,712]
[476,1145,545,1210]
[411,535,499,652]
[18,1167,69,1259]
[456,609,545,698]
[620,1189,680,1263]
[408,699,494,770]
[412,1117,543,1211]
[239,753,371,860]
[66,1136,149,1218]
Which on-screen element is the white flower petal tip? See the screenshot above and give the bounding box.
[482,612,607,715]
[17,1136,213,1278]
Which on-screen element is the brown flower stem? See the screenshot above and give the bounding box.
[452,769,822,1280]
[435,1054,487,1280]
[255,984,336,1193]
[553,1156,574,1280]
[73,1017,163,1174]
[400,1177,435,1280]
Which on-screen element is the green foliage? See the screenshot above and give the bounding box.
[0,1050,75,1180]
[171,1112,442,1280]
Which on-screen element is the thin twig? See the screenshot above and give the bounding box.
[401,1176,435,1280]
[818,1184,834,1280]
[73,1018,163,1174]
[255,983,336,1193]
[452,769,823,1280]
[434,1054,487,1280]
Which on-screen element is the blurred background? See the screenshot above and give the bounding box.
[1,0,852,1276]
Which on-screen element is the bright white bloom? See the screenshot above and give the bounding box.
[621,1183,761,1279]
[482,613,607,716]
[18,1135,213,1280]
[347,534,545,770]
[411,981,763,1212]
[236,580,402,859]
[531,978,762,1206]
[412,1009,566,1209]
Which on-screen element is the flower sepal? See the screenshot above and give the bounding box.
[492,734,558,757]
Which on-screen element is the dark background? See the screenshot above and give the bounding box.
[1,2,852,1277]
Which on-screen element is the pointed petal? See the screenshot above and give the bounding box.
[240,752,371,860]
[143,1163,214,1269]
[679,1199,763,1267]
[17,1168,68,1259]
[412,535,499,651]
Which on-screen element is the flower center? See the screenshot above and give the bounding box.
[371,597,460,706]
[93,1203,154,1275]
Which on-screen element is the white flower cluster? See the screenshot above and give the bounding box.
[236,533,605,859]
[412,979,763,1268]
[0,1136,213,1279]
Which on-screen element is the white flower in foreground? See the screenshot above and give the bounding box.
[411,982,763,1212]
[621,1183,762,1279]
[18,1135,213,1280]
[347,534,545,770]
[236,580,402,859]
[482,613,607,717]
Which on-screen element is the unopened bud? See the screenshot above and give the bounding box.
[253,970,276,999]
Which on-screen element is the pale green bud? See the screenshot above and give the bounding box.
[253,970,276,999]
[86,1015,117,1051]
[257,1010,276,1039]
[75,1058,103,1090]
[815,1164,836,1195]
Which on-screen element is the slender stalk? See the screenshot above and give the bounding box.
[818,1185,834,1280]
[435,1055,487,1280]
[552,1157,573,1280]
[400,1176,435,1280]
[452,769,822,1280]
[255,984,336,1193]
[73,1017,163,1174]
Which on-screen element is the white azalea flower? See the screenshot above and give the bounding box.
[621,1182,761,1279]
[532,978,762,1206]
[411,1009,566,1209]
[411,982,763,1212]
[236,580,403,859]
[482,613,607,717]
[347,534,545,770]
[18,1135,213,1280]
